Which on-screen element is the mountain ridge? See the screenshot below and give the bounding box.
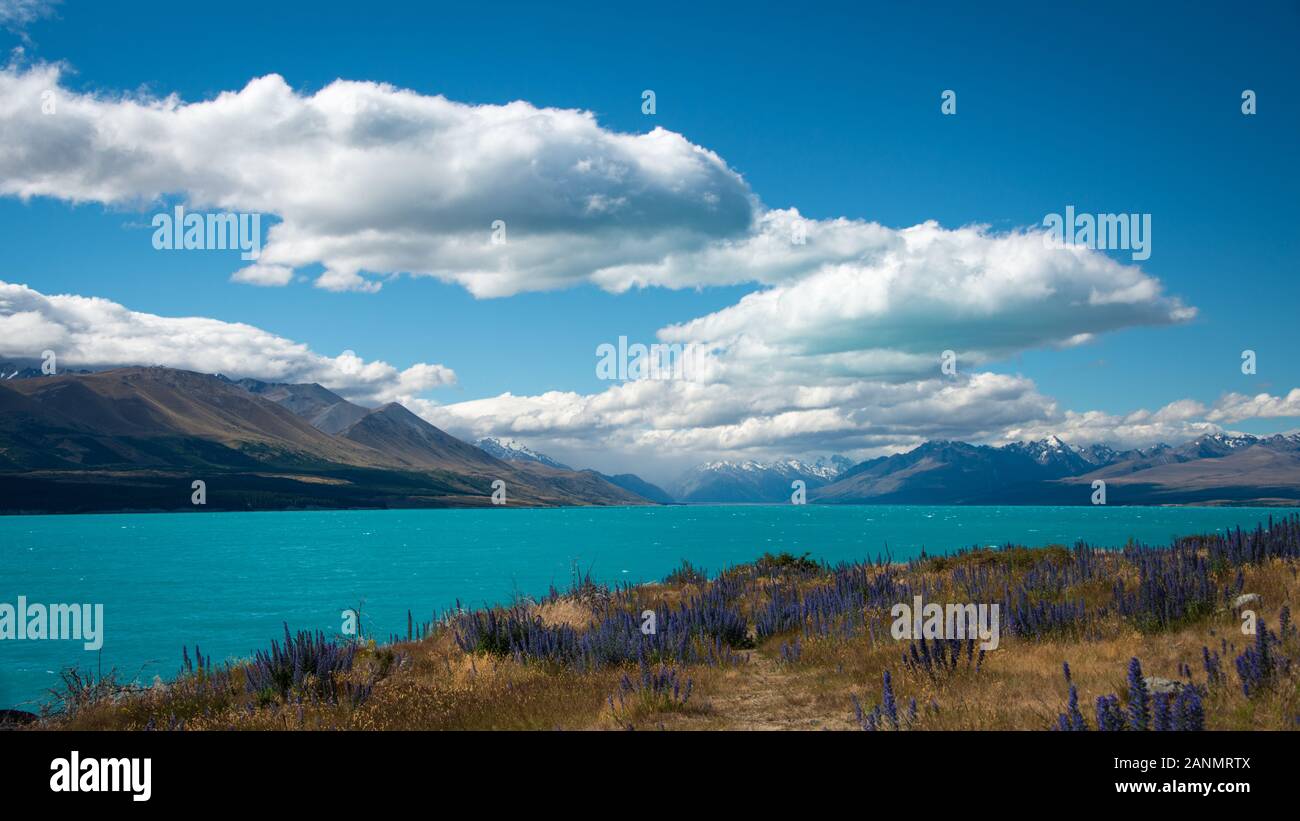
[2,365,1295,509]
[814,433,1300,506]
[0,367,655,512]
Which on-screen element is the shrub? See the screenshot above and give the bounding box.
[245,624,361,704]
[664,559,709,586]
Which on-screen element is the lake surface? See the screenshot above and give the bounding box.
[0,504,1290,710]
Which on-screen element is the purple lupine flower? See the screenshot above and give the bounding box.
[1127,658,1150,731]
[1095,694,1125,731]
[1067,685,1087,731]
[882,670,899,729]
[1152,693,1172,731]
[1172,687,1204,731]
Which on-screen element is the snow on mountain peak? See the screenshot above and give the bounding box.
[475,437,570,469]
[688,455,850,480]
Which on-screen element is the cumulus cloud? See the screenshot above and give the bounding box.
[999,391,1300,452]
[1206,390,1300,424]
[0,61,1193,336]
[0,63,754,295]
[430,375,1300,480]
[1000,404,1223,452]
[424,371,1061,467]
[656,216,1194,382]
[0,280,455,404]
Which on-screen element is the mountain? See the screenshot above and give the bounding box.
[227,377,368,435]
[0,367,654,513]
[672,456,852,503]
[1000,434,1094,476]
[345,403,507,474]
[813,441,1053,504]
[475,436,571,469]
[0,367,380,469]
[0,360,94,381]
[813,434,1300,506]
[474,436,676,503]
[596,472,676,504]
[1075,442,1121,466]
[1045,433,1300,505]
[228,379,652,504]
[1,362,45,380]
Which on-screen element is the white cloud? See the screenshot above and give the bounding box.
[0,0,57,28]
[1000,405,1222,452]
[1206,389,1300,424]
[0,61,1194,342]
[230,263,294,287]
[423,372,1062,467]
[656,217,1193,382]
[429,377,1300,481]
[0,280,455,403]
[0,63,754,295]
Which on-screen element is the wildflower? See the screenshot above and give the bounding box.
[1127,658,1150,731]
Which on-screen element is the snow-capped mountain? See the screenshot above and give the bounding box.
[814,433,1300,505]
[672,455,853,502]
[474,437,571,470]
[473,437,674,503]
[0,361,92,380]
[1075,442,1120,465]
[776,455,855,480]
[1172,432,1265,459]
[1002,435,1094,475]
[0,364,42,380]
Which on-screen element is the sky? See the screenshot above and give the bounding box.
[0,0,1297,484]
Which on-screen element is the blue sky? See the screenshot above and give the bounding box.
[1,0,1297,478]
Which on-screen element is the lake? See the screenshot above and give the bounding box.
[0,504,1290,710]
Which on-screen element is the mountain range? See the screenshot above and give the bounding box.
[670,456,854,503]
[812,433,1300,506]
[0,367,651,513]
[475,435,676,504]
[1,364,1296,511]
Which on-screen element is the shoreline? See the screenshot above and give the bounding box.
[16,515,1300,730]
[2,500,1298,518]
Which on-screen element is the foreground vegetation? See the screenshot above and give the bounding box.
[30,517,1300,730]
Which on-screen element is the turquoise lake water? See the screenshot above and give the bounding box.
[0,504,1291,710]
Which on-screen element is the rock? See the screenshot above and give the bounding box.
[1143,676,1183,695]
[1232,593,1261,610]
[0,709,38,729]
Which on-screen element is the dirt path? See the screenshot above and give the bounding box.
[704,651,852,730]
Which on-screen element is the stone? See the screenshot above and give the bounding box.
[0,708,38,729]
[1143,676,1183,696]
